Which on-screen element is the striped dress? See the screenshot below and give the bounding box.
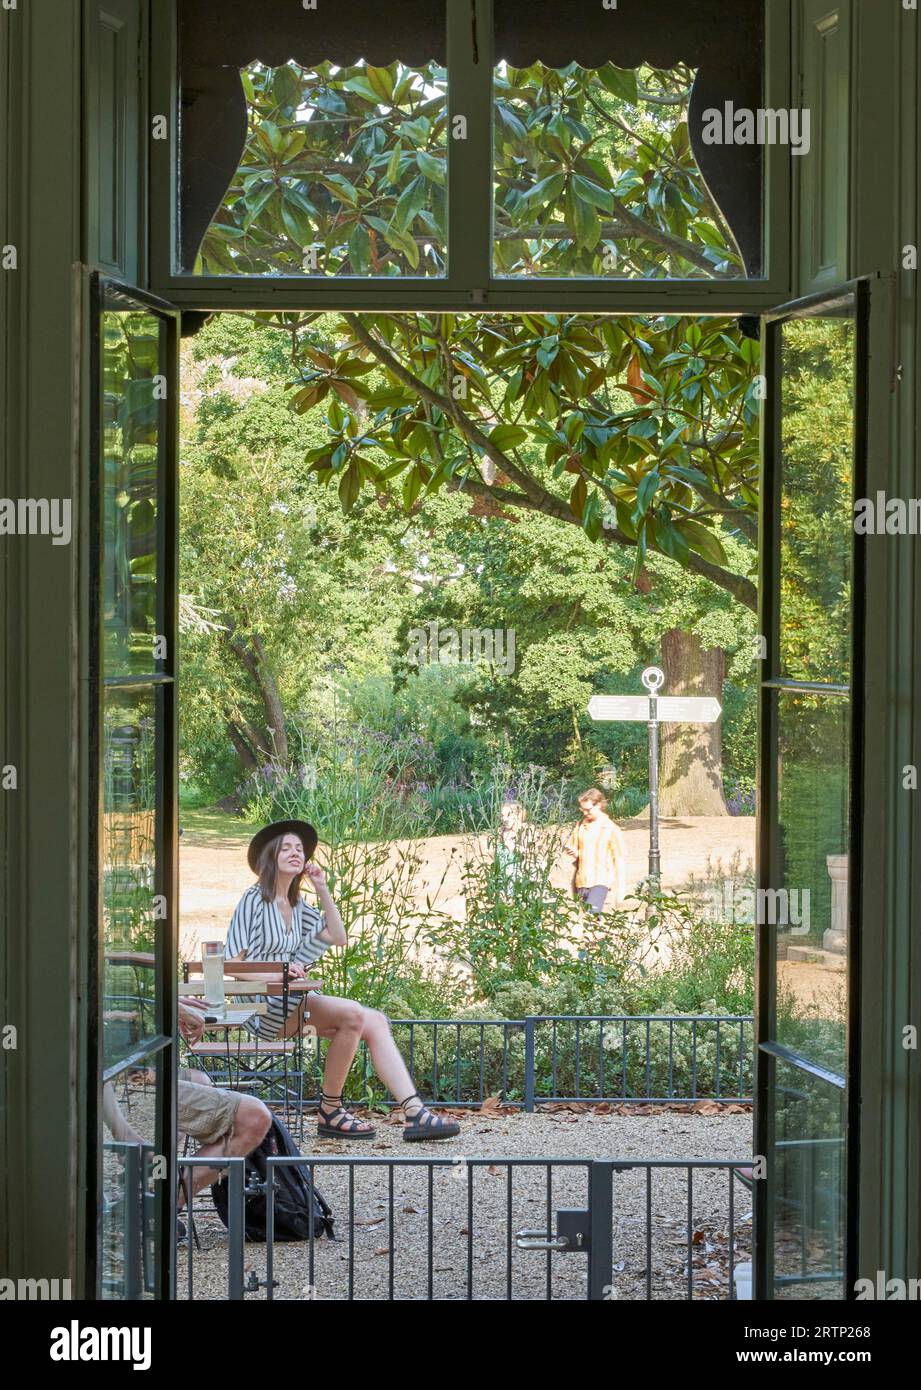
[224,884,332,1040]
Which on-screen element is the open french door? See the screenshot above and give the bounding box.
[754,278,882,1301]
[89,275,180,1299]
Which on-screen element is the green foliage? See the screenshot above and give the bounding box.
[179,314,421,797]
[197,61,447,277]
[199,58,743,284]
[238,721,439,841]
[390,504,758,802]
[423,768,593,997]
[179,313,762,809]
[494,62,741,278]
[305,873,758,1106]
[355,886,756,1106]
[103,310,160,674]
[292,311,761,602]
[777,317,855,684]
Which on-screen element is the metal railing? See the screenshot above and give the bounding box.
[185,1014,754,1112]
[177,1156,248,1301]
[175,1154,754,1302]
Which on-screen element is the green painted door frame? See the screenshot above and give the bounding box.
[1,0,919,1296]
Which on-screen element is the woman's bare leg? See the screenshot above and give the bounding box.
[300,994,375,1134]
[359,1009,459,1137]
[358,1008,415,1106]
[303,994,365,1093]
[302,995,458,1138]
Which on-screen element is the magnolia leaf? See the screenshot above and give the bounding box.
[489,424,528,452]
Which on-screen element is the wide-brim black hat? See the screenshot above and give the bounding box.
[247,820,318,874]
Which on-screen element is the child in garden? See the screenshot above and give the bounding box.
[496,799,527,888]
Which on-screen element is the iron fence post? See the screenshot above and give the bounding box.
[122,1144,143,1300]
[227,1158,245,1300]
[588,1160,614,1301]
[524,1018,536,1113]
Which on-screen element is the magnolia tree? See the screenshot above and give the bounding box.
[199,59,763,812]
[197,58,743,279]
[250,307,760,814]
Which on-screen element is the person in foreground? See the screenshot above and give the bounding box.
[102,1000,272,1233]
[225,819,460,1144]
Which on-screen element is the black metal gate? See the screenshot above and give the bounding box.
[174,1155,753,1301]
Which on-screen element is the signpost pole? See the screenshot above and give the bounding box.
[648,699,661,885]
[642,668,664,886]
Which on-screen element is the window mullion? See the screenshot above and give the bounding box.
[447,0,494,300]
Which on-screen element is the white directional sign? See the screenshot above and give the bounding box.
[588,695,722,723]
[587,668,720,885]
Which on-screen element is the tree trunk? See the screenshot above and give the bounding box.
[658,630,728,816]
[249,633,289,763]
[225,718,260,773]
[223,621,290,765]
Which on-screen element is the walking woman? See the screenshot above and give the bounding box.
[224,819,459,1143]
[564,788,626,913]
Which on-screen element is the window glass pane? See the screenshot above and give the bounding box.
[103,685,160,1071]
[179,1,448,277]
[193,60,448,278]
[102,300,162,676]
[493,62,750,279]
[771,1060,845,1300]
[101,1049,163,1300]
[777,309,855,684]
[773,691,849,1077]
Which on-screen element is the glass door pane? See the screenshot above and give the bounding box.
[776,309,855,684]
[93,277,179,1299]
[773,689,850,1073]
[102,685,161,1070]
[771,1058,846,1299]
[757,285,865,1300]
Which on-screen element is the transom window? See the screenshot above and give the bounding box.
[169,0,770,293]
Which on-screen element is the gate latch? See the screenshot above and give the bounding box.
[515,1208,590,1253]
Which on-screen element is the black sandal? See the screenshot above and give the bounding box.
[317,1091,376,1140]
[399,1092,460,1142]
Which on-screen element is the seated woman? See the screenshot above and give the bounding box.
[224,819,459,1144]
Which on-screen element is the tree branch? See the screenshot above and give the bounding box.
[494,206,739,277]
[343,313,553,509]
[450,476,758,612]
[332,319,758,612]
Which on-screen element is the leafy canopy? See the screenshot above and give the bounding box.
[275,309,761,608]
[197,58,742,280]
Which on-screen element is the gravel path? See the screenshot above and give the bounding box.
[179,1107,753,1302]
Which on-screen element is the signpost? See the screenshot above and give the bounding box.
[588,666,723,886]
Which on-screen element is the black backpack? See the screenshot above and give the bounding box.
[211,1114,335,1243]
